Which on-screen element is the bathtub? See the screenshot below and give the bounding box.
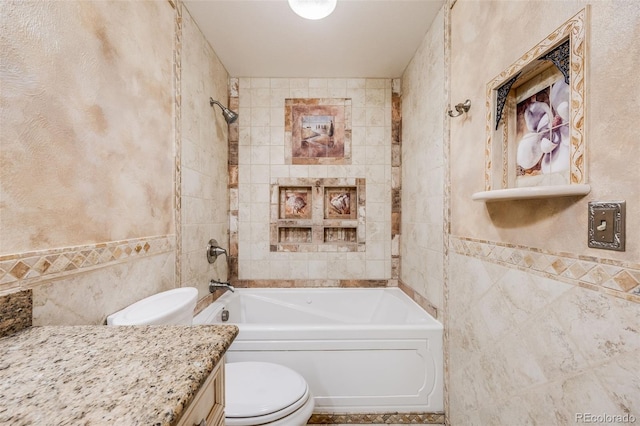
[193,287,443,414]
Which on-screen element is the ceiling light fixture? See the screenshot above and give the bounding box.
[288,0,337,20]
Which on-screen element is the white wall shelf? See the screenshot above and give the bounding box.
[472,184,591,202]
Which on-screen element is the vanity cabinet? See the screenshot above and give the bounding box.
[177,358,225,426]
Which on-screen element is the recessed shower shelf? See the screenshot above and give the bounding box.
[472,184,591,202]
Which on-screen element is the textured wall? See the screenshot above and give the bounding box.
[400,8,446,316]
[0,1,175,254]
[180,7,230,299]
[0,1,177,324]
[449,0,639,262]
[447,1,640,423]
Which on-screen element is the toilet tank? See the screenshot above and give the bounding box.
[107,287,199,325]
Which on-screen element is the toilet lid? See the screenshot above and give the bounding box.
[225,362,309,419]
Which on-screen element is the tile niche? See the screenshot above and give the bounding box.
[270,178,365,252]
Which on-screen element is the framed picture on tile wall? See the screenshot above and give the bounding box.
[324,187,357,219]
[285,98,352,165]
[279,186,312,219]
[483,7,588,191]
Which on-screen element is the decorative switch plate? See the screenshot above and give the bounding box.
[588,201,626,251]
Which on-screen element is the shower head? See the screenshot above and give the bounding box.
[209,98,238,124]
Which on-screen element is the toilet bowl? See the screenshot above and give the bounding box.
[107,289,314,425]
[225,362,314,426]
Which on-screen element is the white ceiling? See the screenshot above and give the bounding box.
[183,0,445,78]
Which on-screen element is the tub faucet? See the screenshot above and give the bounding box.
[209,279,235,293]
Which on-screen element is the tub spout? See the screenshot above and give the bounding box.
[209,279,235,293]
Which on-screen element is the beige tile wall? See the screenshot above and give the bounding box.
[233,78,393,281]
[180,7,230,300]
[447,253,639,425]
[400,7,447,318]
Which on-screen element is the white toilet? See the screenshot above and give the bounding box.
[107,287,315,426]
[225,361,314,426]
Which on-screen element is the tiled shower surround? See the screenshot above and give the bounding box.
[228,77,395,283]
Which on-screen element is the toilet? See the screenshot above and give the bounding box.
[225,361,314,426]
[107,288,314,425]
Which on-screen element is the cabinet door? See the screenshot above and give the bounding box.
[177,358,225,426]
[207,358,224,426]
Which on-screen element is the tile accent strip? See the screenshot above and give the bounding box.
[398,280,438,318]
[173,0,183,286]
[391,79,402,285]
[308,412,445,424]
[229,279,388,288]
[0,236,175,292]
[450,236,640,303]
[228,77,240,281]
[0,289,32,337]
[443,3,453,424]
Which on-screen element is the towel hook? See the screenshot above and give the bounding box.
[447,99,471,117]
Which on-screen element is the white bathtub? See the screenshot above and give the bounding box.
[194,287,443,414]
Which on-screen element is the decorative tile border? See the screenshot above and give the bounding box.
[0,289,32,337]
[443,3,453,424]
[229,279,388,288]
[308,412,445,424]
[0,235,175,292]
[398,280,438,319]
[391,80,402,282]
[173,0,183,286]
[450,236,640,303]
[227,77,240,281]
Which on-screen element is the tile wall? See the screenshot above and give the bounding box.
[229,78,394,284]
[400,7,447,320]
[179,7,230,300]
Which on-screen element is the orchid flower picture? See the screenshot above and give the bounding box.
[515,78,570,180]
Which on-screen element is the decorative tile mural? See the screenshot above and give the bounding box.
[324,187,357,219]
[270,178,365,252]
[515,74,570,185]
[280,187,312,219]
[285,98,352,165]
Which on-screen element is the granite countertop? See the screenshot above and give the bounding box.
[0,324,238,426]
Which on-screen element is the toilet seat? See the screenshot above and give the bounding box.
[225,362,314,426]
